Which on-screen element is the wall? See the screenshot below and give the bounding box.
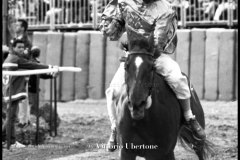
[32,29,238,101]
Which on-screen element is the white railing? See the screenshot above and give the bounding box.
[7,0,110,29]
[7,0,238,29]
[3,67,82,76]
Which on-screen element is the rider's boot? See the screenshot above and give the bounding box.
[107,127,117,152]
[179,98,206,140]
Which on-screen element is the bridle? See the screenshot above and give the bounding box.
[124,53,155,103]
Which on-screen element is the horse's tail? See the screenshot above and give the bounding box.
[178,126,216,160]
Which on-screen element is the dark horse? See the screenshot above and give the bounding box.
[115,44,214,160]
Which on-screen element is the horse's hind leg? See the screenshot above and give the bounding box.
[165,152,175,160]
[119,149,136,160]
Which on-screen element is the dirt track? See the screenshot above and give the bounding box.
[2,100,237,160]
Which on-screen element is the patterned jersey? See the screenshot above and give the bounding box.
[101,0,178,55]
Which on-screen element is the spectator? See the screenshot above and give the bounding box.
[10,19,33,127]
[14,0,26,19]
[44,0,64,24]
[90,0,111,23]
[2,39,58,148]
[37,0,50,23]
[203,0,218,20]
[11,19,32,59]
[213,0,237,21]
[25,0,38,24]
[7,15,17,44]
[28,46,53,115]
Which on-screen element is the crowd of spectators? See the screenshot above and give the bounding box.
[8,0,238,26]
[169,0,237,21]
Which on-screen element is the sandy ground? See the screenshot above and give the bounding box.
[2,100,238,160]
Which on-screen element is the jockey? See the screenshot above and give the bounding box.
[99,0,206,151]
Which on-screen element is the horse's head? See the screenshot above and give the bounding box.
[124,52,155,120]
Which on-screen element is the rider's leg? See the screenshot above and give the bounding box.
[105,87,118,151]
[155,54,206,140]
[105,62,125,151]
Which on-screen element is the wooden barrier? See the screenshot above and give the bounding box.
[190,29,206,99]
[235,30,238,100]
[218,30,235,101]
[204,29,225,100]
[89,31,105,99]
[44,32,63,100]
[32,32,48,103]
[31,29,237,101]
[60,33,76,101]
[75,31,90,99]
[176,30,191,76]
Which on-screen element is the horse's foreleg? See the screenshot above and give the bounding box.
[120,148,136,160]
[165,152,175,160]
[145,152,175,160]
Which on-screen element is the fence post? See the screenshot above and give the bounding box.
[180,0,186,28]
[6,77,12,150]
[92,0,98,30]
[2,0,8,45]
[50,0,55,30]
[35,75,40,145]
[227,0,233,28]
[49,79,53,136]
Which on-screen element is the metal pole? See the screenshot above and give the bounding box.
[92,0,98,30]
[50,0,55,30]
[50,79,53,136]
[54,77,57,136]
[2,0,8,45]
[6,77,12,150]
[180,0,186,28]
[35,75,40,145]
[227,0,233,28]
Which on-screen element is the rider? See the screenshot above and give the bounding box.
[99,0,206,151]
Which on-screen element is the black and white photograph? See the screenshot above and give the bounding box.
[2,0,238,159]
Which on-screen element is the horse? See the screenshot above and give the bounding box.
[115,44,214,160]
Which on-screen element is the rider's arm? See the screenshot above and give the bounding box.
[154,11,178,55]
[17,57,49,70]
[100,0,125,41]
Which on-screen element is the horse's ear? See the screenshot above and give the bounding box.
[120,41,129,51]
